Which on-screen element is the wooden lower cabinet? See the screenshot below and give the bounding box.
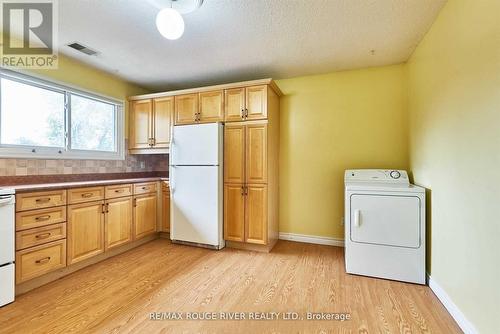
[224,184,245,242]
[15,206,66,231]
[15,182,161,287]
[67,201,105,265]
[134,194,157,239]
[245,184,268,244]
[224,183,267,245]
[105,197,133,250]
[16,239,66,284]
[16,223,66,250]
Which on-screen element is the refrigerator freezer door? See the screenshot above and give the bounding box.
[170,166,223,247]
[171,123,222,166]
[0,263,14,307]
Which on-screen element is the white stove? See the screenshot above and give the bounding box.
[0,188,15,307]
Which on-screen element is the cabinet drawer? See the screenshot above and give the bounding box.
[68,187,105,204]
[16,190,67,212]
[16,223,66,250]
[105,184,133,199]
[133,182,157,195]
[16,239,66,284]
[16,206,66,231]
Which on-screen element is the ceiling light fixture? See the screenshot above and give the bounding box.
[156,7,184,40]
[155,0,203,40]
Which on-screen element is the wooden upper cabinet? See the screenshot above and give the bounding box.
[153,97,173,148]
[245,85,267,120]
[199,90,223,123]
[224,125,245,184]
[224,88,245,122]
[105,197,133,250]
[245,184,268,245]
[130,99,153,149]
[134,194,157,239]
[67,201,105,265]
[246,123,268,184]
[175,94,199,125]
[224,184,245,242]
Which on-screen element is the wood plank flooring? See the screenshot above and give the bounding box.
[0,239,461,333]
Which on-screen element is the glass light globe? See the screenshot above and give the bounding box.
[156,8,185,40]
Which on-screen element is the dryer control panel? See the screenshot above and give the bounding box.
[345,169,409,185]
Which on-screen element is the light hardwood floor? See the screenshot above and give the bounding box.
[0,239,460,333]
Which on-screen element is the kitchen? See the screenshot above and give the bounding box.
[0,1,497,333]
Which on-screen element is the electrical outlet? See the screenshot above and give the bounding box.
[140,161,146,169]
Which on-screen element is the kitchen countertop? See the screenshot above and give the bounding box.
[8,177,169,193]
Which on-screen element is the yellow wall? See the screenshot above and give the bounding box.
[32,55,149,138]
[2,48,149,138]
[276,65,409,239]
[407,0,499,332]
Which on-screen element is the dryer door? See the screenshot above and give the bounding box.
[350,194,421,248]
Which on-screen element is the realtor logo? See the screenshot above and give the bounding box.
[1,0,58,68]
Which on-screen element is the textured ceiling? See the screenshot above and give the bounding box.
[58,0,446,91]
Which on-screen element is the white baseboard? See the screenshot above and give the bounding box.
[279,232,344,247]
[427,274,477,334]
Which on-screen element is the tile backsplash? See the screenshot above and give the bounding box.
[0,141,168,176]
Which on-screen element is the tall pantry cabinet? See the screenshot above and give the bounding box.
[223,84,280,252]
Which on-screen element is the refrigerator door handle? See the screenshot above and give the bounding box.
[170,167,175,193]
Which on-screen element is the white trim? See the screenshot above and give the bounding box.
[279,232,344,247]
[427,274,477,334]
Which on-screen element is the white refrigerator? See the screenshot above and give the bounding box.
[169,123,224,249]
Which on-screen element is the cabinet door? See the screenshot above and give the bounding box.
[130,99,153,149]
[224,184,245,242]
[105,197,133,250]
[175,94,198,125]
[245,184,268,245]
[246,123,268,184]
[162,190,170,232]
[134,194,157,239]
[199,90,223,123]
[224,124,245,183]
[153,97,173,148]
[67,201,105,264]
[245,85,267,120]
[224,88,245,122]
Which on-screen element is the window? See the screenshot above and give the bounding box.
[70,94,116,152]
[0,70,124,159]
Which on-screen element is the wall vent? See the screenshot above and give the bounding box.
[67,42,98,56]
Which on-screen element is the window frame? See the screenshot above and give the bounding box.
[0,69,125,160]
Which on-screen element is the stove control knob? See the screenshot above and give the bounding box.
[390,170,401,179]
